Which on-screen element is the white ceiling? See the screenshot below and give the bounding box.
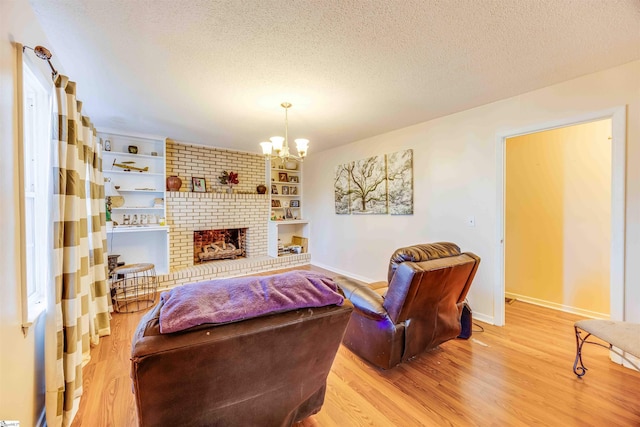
[29,0,640,154]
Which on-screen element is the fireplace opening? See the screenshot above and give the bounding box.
[194,228,246,263]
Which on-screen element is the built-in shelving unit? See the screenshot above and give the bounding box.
[266,160,309,257]
[100,130,169,274]
[267,220,310,258]
[269,163,302,220]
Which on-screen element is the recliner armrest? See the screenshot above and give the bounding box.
[334,276,388,320]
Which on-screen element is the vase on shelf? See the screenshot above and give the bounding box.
[166,175,182,191]
[285,160,297,170]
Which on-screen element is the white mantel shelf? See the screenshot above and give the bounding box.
[167,191,268,200]
[108,226,169,234]
[270,219,309,225]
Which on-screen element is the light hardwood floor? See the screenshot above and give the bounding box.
[72,266,640,426]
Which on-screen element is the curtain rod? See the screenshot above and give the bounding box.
[23,45,58,79]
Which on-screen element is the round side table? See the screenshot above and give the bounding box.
[110,263,158,313]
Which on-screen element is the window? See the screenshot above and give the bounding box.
[19,48,52,328]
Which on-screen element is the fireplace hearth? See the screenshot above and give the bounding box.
[194,229,246,263]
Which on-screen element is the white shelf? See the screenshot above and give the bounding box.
[108,226,169,234]
[277,252,308,258]
[103,151,164,160]
[271,194,300,197]
[271,168,300,173]
[103,170,164,177]
[116,189,163,193]
[270,219,308,224]
[112,207,164,211]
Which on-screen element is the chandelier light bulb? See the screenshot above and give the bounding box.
[270,136,284,152]
[260,141,273,155]
[295,139,309,157]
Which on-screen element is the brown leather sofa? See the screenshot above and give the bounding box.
[335,242,480,369]
[130,298,352,426]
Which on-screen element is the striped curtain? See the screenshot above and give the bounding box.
[46,74,112,427]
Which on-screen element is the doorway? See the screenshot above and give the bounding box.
[495,107,626,326]
[505,120,611,319]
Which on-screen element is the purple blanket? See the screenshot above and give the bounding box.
[159,270,344,333]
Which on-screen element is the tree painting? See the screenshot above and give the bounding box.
[334,163,351,214]
[347,155,388,214]
[387,149,413,214]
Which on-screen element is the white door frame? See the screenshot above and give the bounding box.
[495,107,626,326]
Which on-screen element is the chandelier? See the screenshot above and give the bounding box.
[260,102,309,162]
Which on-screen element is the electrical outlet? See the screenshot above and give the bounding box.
[467,216,475,227]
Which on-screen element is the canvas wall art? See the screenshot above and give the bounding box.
[387,149,413,214]
[334,149,413,216]
[349,155,388,214]
[334,163,351,214]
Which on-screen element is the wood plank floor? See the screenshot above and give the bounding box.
[71,266,640,426]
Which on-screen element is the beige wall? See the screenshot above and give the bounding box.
[305,60,640,325]
[1,0,57,424]
[505,120,611,316]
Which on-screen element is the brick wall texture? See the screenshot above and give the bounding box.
[166,139,266,193]
[167,192,270,271]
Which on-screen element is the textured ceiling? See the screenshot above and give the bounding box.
[29,0,640,154]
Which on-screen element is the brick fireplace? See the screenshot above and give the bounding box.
[166,192,270,271]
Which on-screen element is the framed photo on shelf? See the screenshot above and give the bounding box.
[290,186,298,195]
[278,172,289,182]
[290,199,300,207]
[192,177,206,193]
[271,199,281,207]
[285,207,293,219]
[282,186,289,195]
[288,175,299,183]
[271,184,278,194]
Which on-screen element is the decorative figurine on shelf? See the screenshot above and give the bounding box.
[112,159,148,172]
[218,170,239,193]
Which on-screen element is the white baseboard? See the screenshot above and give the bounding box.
[310,261,378,284]
[504,292,609,319]
[610,348,640,372]
[472,312,495,325]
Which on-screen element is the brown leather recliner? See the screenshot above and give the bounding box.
[130,299,352,426]
[335,242,480,370]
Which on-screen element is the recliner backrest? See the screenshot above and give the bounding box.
[387,242,462,283]
[383,253,479,324]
